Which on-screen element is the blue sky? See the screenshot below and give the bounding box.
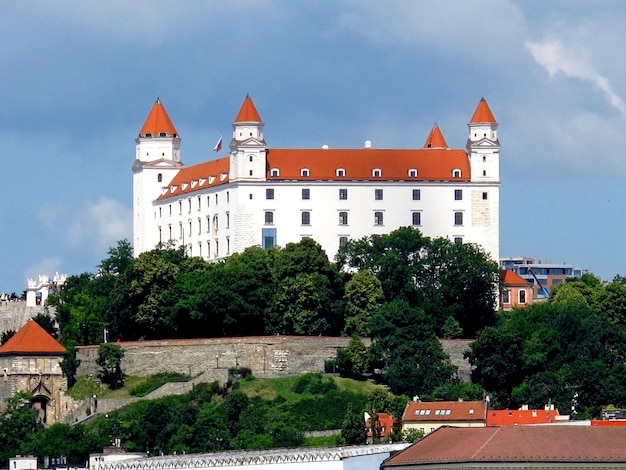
[1,0,625,294]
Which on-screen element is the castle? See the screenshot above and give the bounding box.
[132,96,499,261]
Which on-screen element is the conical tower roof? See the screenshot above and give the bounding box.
[139,98,179,137]
[469,98,497,124]
[0,320,65,355]
[423,123,449,149]
[234,94,263,123]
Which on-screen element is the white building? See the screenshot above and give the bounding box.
[133,96,500,262]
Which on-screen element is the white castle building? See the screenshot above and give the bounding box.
[132,95,500,262]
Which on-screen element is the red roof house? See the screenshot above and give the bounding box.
[402,400,487,435]
[500,270,533,309]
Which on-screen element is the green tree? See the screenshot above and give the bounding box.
[336,336,370,377]
[370,299,456,396]
[97,343,124,388]
[60,344,81,388]
[1,329,15,345]
[32,313,58,338]
[343,270,383,337]
[0,392,41,462]
[341,404,366,445]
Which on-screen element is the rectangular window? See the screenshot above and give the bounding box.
[374,211,383,225]
[502,289,510,304]
[339,236,348,247]
[482,192,488,200]
[339,211,348,225]
[454,212,463,226]
[519,290,527,304]
[262,228,277,249]
[375,189,383,200]
[412,189,421,200]
[339,188,348,200]
[454,189,462,200]
[265,211,274,224]
[301,211,311,225]
[302,188,310,200]
[454,237,463,244]
[226,211,230,229]
[412,212,421,226]
[266,188,274,200]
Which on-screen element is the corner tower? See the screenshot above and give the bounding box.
[467,98,499,182]
[132,99,183,255]
[229,94,267,181]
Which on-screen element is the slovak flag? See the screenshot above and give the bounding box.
[213,135,223,153]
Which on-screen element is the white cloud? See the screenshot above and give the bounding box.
[527,39,626,114]
[67,198,132,252]
[24,257,62,283]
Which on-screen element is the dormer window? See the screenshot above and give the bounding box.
[270,168,280,177]
[372,168,382,178]
[145,133,152,138]
[301,168,310,177]
[159,132,167,137]
[408,169,418,178]
[452,169,461,178]
[336,168,346,177]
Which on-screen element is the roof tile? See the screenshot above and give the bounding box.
[234,94,263,123]
[0,320,65,355]
[469,98,497,124]
[139,99,179,138]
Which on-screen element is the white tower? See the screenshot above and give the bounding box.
[467,98,499,182]
[132,99,183,255]
[229,94,267,182]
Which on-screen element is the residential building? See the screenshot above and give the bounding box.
[500,257,588,299]
[382,426,626,469]
[401,400,487,436]
[486,404,565,426]
[366,411,396,441]
[500,270,534,309]
[133,96,500,263]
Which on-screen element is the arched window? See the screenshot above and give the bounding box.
[157,173,162,182]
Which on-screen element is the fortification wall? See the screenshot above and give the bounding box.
[76,337,472,380]
[0,302,47,333]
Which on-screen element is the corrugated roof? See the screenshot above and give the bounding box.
[234,94,262,123]
[384,426,626,466]
[402,401,486,423]
[0,320,65,355]
[469,98,497,124]
[139,98,179,138]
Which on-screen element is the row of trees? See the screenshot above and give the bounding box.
[466,274,626,417]
[48,229,498,397]
[0,376,405,463]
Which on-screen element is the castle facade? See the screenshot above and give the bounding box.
[132,96,499,261]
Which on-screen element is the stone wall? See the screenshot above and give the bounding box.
[0,301,47,334]
[76,336,472,381]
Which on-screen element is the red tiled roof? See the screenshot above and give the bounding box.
[266,148,469,181]
[0,320,65,355]
[234,94,262,123]
[501,270,531,286]
[469,98,496,124]
[402,401,486,423]
[157,157,230,200]
[384,426,626,466]
[367,412,396,438]
[139,99,179,138]
[423,124,448,149]
[157,148,470,200]
[486,408,560,426]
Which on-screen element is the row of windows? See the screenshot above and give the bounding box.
[268,188,485,201]
[502,289,527,304]
[264,211,465,227]
[269,167,464,179]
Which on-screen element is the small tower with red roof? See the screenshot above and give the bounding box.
[467,98,500,183]
[132,99,184,254]
[229,94,267,181]
[0,320,68,424]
